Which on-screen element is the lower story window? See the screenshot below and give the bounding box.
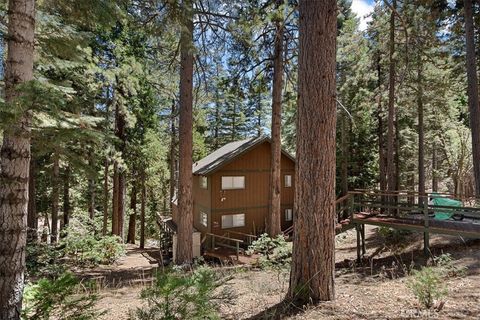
[285,209,293,221]
[200,212,208,227]
[221,213,245,228]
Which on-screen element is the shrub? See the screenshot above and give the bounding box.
[61,219,125,266]
[407,267,447,309]
[133,267,231,320]
[22,272,101,320]
[434,253,468,278]
[26,242,66,278]
[378,227,411,245]
[246,234,292,269]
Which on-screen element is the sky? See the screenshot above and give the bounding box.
[351,0,375,31]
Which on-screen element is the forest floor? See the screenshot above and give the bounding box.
[88,227,480,320]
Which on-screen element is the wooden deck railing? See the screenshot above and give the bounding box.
[206,232,244,260]
[224,230,257,245]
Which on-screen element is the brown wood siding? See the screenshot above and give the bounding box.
[207,141,295,236]
[193,175,211,234]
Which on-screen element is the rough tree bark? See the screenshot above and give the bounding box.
[176,0,194,265]
[432,146,438,192]
[267,0,284,237]
[386,0,397,195]
[287,0,337,304]
[51,152,60,243]
[464,0,480,198]
[88,155,95,221]
[27,157,37,243]
[116,103,126,241]
[62,165,70,231]
[112,161,119,235]
[340,116,349,196]
[140,169,146,249]
[127,184,137,244]
[417,62,425,204]
[0,0,36,317]
[118,169,126,241]
[169,100,177,211]
[377,54,387,210]
[102,158,109,236]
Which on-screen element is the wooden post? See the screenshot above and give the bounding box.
[211,234,215,250]
[236,241,239,261]
[348,194,354,219]
[356,224,361,262]
[361,224,366,255]
[423,198,430,257]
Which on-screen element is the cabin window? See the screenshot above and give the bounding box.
[221,176,245,190]
[200,176,208,189]
[285,209,293,221]
[200,212,208,227]
[221,213,245,228]
[284,175,292,187]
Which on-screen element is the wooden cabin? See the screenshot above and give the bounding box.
[171,136,295,247]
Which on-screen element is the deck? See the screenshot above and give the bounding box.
[346,190,480,260]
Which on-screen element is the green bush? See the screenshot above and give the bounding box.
[22,272,101,320]
[434,253,468,278]
[247,233,292,269]
[61,219,126,266]
[407,267,447,309]
[132,267,230,320]
[378,226,411,245]
[26,242,66,278]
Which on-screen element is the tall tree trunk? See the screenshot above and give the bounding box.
[88,158,95,221]
[432,146,438,192]
[112,161,119,235]
[51,152,60,243]
[386,0,397,195]
[377,54,387,210]
[27,157,37,243]
[176,0,194,265]
[41,212,49,243]
[140,169,146,249]
[340,115,349,196]
[0,1,35,315]
[464,0,480,198]
[417,62,425,204]
[169,100,177,211]
[102,158,109,236]
[116,105,126,241]
[288,0,337,304]
[127,184,137,244]
[62,165,70,231]
[267,0,284,237]
[118,170,125,241]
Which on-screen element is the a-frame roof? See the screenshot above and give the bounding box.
[192,135,295,176]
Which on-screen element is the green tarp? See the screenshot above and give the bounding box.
[431,195,462,220]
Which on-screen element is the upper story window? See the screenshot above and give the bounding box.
[221,213,245,228]
[285,208,293,221]
[200,212,208,227]
[221,176,245,190]
[200,176,208,189]
[284,175,292,187]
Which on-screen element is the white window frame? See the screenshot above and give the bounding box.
[285,209,293,221]
[221,176,245,190]
[284,175,292,188]
[200,212,208,227]
[200,176,208,189]
[221,213,245,229]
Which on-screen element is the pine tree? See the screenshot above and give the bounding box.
[288,0,337,304]
[0,0,36,318]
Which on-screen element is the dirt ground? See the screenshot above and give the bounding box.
[91,227,480,319]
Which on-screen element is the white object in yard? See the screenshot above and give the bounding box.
[172,231,201,263]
